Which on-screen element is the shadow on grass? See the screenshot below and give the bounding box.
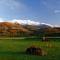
[0,51,28,56]
[0,51,39,56]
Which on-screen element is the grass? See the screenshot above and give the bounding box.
[0,38,59,60]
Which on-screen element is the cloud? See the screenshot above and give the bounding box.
[54,10,60,13]
[0,0,27,11]
[0,18,4,22]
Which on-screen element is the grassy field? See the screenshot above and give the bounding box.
[0,38,59,60]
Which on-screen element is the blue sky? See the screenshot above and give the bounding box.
[0,0,60,25]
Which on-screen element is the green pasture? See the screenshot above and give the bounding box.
[0,38,59,60]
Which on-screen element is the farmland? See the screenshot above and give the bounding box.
[0,38,59,60]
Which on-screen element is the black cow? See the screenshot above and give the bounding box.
[26,47,42,55]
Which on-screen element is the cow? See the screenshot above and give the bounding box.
[26,46,47,56]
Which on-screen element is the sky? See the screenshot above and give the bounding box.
[0,0,60,26]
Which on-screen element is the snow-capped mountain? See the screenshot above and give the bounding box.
[0,21,59,37]
[0,19,60,27]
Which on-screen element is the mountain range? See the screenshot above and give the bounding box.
[0,22,60,37]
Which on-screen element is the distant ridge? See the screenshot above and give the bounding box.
[0,21,59,37]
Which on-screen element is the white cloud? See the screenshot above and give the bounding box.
[0,18,4,22]
[54,10,60,13]
[0,0,27,11]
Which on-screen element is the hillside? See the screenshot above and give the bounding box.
[0,22,31,37]
[0,22,60,37]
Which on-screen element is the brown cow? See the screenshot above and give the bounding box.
[26,46,47,56]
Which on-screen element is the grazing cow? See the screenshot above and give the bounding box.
[26,46,47,56]
[42,37,48,41]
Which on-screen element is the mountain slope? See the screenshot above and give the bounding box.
[0,22,31,36]
[0,22,60,37]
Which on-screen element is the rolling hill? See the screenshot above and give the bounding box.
[0,22,60,37]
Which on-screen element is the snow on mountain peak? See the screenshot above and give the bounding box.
[0,18,60,27]
[9,19,40,25]
[40,23,54,27]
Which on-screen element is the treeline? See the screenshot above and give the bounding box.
[45,32,60,37]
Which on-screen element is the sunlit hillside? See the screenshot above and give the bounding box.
[0,22,59,37]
